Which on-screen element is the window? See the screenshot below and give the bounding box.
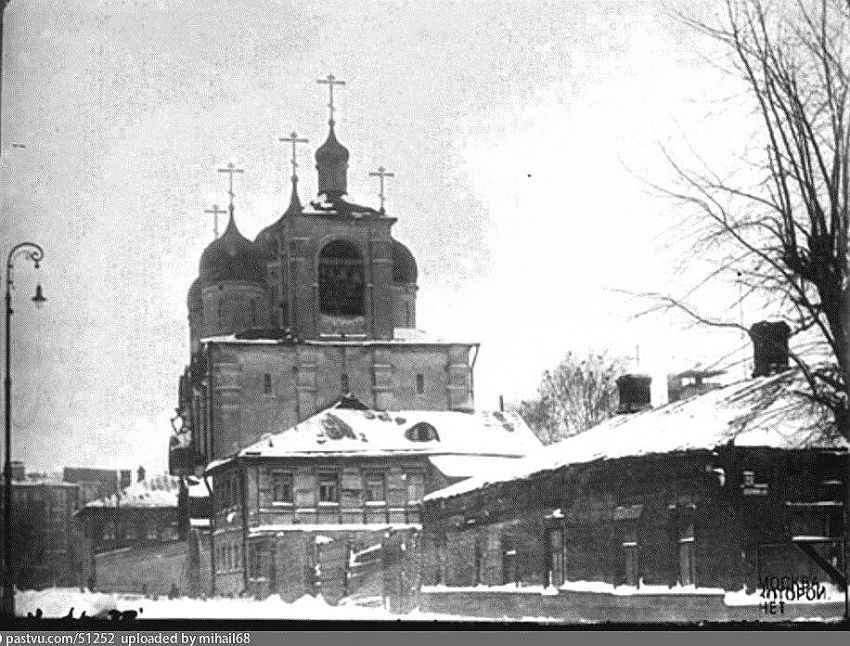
[743,470,755,487]
[249,545,264,578]
[365,473,385,502]
[406,473,425,502]
[678,516,696,586]
[318,240,365,316]
[405,422,439,442]
[235,543,241,570]
[623,542,639,586]
[318,473,339,503]
[415,373,425,395]
[250,300,257,326]
[271,471,293,504]
[263,373,273,395]
[405,302,412,327]
[217,300,223,326]
[501,536,518,585]
[146,525,158,540]
[102,524,115,542]
[547,528,565,586]
[474,536,483,585]
[341,373,350,394]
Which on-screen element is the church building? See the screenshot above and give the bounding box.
[171,76,480,470]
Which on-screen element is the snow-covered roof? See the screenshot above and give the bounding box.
[200,328,477,347]
[428,455,525,479]
[425,369,848,502]
[206,404,540,471]
[83,475,208,510]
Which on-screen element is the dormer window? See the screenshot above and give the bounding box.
[405,422,439,442]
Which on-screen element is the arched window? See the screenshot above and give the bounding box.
[341,373,350,394]
[405,422,439,442]
[318,240,365,317]
[263,373,273,395]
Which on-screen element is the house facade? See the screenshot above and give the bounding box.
[203,400,540,598]
[419,366,848,620]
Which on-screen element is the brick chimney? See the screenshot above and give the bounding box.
[137,465,146,483]
[749,321,791,378]
[616,374,652,414]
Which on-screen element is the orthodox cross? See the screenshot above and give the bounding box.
[368,166,395,212]
[279,131,309,181]
[317,74,346,126]
[204,204,227,239]
[217,162,244,210]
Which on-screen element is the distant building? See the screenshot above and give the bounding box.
[76,474,210,596]
[666,368,725,404]
[0,472,80,589]
[62,467,123,506]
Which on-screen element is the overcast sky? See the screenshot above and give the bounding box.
[1,0,761,474]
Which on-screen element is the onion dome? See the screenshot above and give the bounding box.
[199,211,266,286]
[255,180,303,261]
[187,277,202,310]
[315,125,349,198]
[392,239,418,284]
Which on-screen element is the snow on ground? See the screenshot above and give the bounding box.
[14,588,489,622]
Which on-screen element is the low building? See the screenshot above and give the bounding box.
[203,396,540,599]
[0,475,81,589]
[76,474,210,595]
[419,366,847,621]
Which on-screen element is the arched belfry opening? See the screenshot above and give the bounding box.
[318,240,365,318]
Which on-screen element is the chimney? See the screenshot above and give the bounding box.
[137,465,146,483]
[616,374,652,414]
[749,321,791,378]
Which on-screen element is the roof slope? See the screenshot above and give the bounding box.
[206,404,541,470]
[83,475,207,510]
[425,368,847,502]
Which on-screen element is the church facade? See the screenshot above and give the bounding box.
[170,80,478,471]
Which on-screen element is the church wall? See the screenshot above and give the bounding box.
[202,282,270,338]
[206,341,475,461]
[391,283,417,329]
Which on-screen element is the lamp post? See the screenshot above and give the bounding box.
[2,242,45,618]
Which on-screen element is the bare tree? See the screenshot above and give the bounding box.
[644,0,849,437]
[516,351,626,444]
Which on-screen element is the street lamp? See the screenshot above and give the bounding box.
[2,242,45,618]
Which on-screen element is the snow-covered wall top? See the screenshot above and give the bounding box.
[425,368,848,502]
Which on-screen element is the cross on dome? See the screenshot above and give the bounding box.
[317,74,346,127]
[369,166,395,213]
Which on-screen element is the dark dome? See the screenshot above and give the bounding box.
[187,277,202,310]
[199,215,266,286]
[315,126,349,165]
[392,239,418,283]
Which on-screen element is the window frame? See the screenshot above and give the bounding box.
[318,472,339,504]
[364,472,386,503]
[271,470,294,505]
